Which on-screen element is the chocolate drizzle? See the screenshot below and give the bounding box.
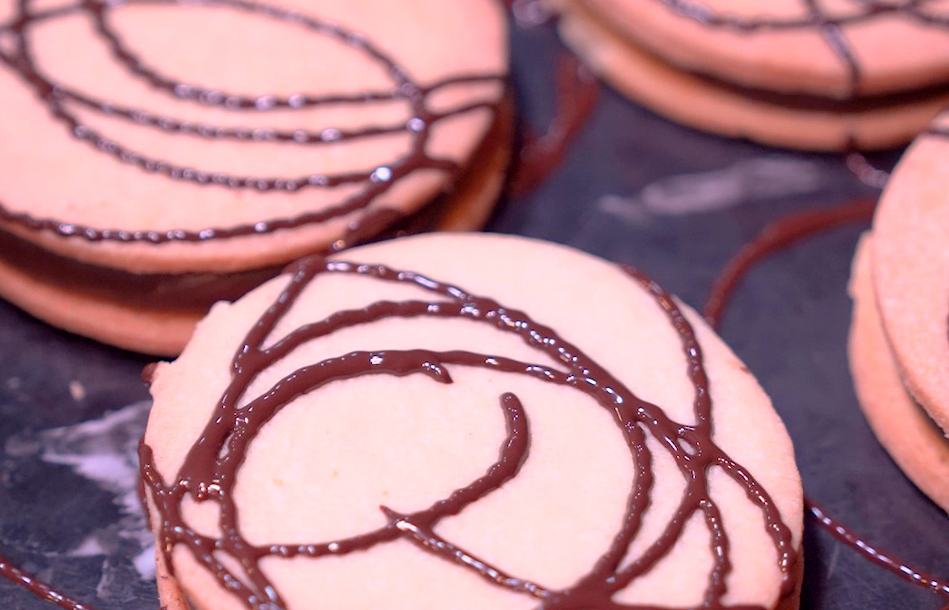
[500,0,600,197]
[704,199,877,327]
[0,555,98,610]
[650,0,949,98]
[138,256,797,610]
[507,52,600,197]
[0,0,506,243]
[704,199,949,605]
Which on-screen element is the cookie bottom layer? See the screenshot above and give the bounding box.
[555,3,949,151]
[849,234,949,513]
[0,109,512,356]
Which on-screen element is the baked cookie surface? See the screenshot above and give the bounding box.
[0,0,510,353]
[548,0,949,150]
[847,110,949,512]
[143,233,803,610]
[871,112,949,431]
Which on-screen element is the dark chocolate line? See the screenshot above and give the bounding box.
[703,199,877,328]
[807,499,949,599]
[704,198,949,605]
[507,52,600,197]
[139,255,796,610]
[802,0,861,95]
[0,554,99,610]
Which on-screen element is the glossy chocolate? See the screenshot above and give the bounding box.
[704,199,949,606]
[0,0,505,243]
[704,199,877,327]
[138,257,797,610]
[0,556,98,610]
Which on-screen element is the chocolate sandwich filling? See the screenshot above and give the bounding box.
[0,104,512,314]
[572,1,949,113]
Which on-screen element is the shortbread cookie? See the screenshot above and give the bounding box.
[847,110,949,511]
[849,235,949,512]
[547,0,949,150]
[142,233,803,610]
[871,111,949,431]
[0,0,510,355]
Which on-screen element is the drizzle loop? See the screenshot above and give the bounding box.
[141,257,796,610]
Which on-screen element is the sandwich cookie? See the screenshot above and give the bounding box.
[848,110,949,511]
[141,233,803,610]
[545,0,949,150]
[0,0,511,355]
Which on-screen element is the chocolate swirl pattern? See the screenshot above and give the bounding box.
[649,0,949,97]
[0,0,505,243]
[140,256,797,610]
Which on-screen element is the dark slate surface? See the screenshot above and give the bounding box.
[0,11,943,610]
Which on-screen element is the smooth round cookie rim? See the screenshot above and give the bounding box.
[143,232,804,610]
[870,120,949,430]
[849,233,949,514]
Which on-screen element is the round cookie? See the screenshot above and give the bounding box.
[872,109,949,432]
[546,0,949,150]
[849,234,949,512]
[141,233,803,610]
[0,0,510,354]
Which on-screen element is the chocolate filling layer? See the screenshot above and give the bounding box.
[0,101,512,314]
[574,1,949,113]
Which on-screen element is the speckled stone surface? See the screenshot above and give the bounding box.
[1,9,942,610]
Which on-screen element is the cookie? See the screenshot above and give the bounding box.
[0,0,511,355]
[848,110,949,510]
[546,0,949,150]
[141,233,803,610]
[849,234,949,512]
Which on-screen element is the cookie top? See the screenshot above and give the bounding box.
[572,0,949,98]
[872,109,949,432]
[142,233,802,610]
[0,0,507,272]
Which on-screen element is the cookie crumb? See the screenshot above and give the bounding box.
[69,380,86,402]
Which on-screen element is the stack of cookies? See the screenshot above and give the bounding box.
[0,0,511,355]
[849,109,949,511]
[546,0,949,150]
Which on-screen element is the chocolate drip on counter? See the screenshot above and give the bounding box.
[704,199,949,605]
[497,0,600,197]
[139,257,796,610]
[651,0,949,98]
[0,0,505,243]
[844,150,890,190]
[0,555,99,610]
[507,52,600,197]
[807,499,949,601]
[704,199,876,327]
